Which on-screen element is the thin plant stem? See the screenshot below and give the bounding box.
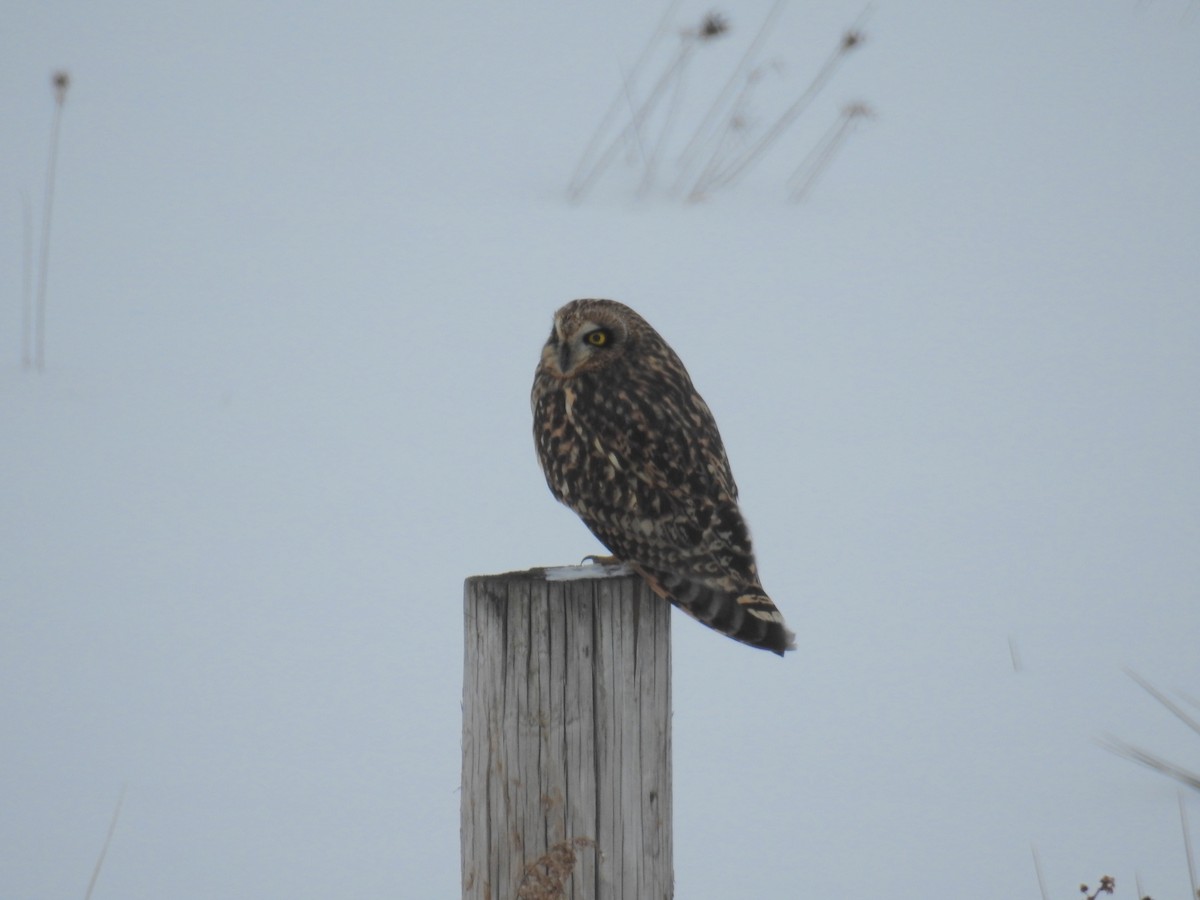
[567,0,680,201]
[685,71,762,201]
[1182,793,1198,900]
[692,6,870,197]
[1099,669,1200,793]
[84,785,125,900]
[1099,736,1200,792]
[1031,845,1051,900]
[35,71,70,373]
[788,102,871,202]
[1008,634,1023,673]
[614,56,652,172]
[788,109,857,202]
[699,34,856,193]
[21,190,33,370]
[1126,668,1200,738]
[674,0,786,187]
[637,40,695,196]
[569,34,695,202]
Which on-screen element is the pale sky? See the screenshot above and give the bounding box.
[3,2,1199,898]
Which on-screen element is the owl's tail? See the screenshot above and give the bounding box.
[632,565,796,656]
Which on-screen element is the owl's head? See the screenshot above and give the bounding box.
[538,299,645,379]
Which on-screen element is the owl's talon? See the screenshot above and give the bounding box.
[581,554,620,566]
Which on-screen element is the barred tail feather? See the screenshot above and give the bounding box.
[633,566,796,656]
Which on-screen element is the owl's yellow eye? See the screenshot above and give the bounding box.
[586,330,609,347]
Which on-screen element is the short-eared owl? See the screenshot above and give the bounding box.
[531,299,795,656]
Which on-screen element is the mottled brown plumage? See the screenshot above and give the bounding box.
[531,298,795,655]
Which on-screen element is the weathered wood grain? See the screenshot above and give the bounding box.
[462,568,672,900]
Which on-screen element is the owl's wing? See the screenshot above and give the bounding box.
[571,364,748,574]
[599,367,738,504]
[574,371,793,655]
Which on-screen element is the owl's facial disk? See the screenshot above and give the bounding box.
[541,315,621,379]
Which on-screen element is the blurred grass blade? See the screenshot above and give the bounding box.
[1126,669,1200,737]
[84,786,125,900]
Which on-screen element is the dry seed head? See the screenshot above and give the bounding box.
[52,70,70,104]
[698,12,729,40]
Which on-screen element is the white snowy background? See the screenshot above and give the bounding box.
[3,2,1199,898]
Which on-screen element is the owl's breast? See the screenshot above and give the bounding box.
[533,375,638,509]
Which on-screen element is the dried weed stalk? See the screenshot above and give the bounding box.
[1078,874,1116,899]
[787,101,873,202]
[1101,669,1200,793]
[689,21,867,198]
[569,3,873,204]
[32,69,70,372]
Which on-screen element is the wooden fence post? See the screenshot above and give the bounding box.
[461,566,673,900]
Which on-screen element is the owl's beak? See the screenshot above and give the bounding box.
[557,342,572,374]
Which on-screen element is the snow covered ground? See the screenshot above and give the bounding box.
[3,2,1199,897]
